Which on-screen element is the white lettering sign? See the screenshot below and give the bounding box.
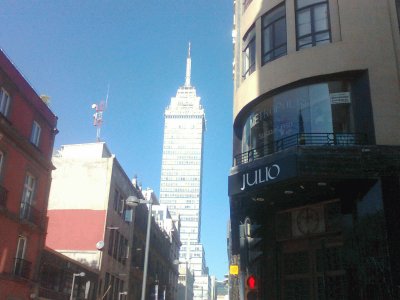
[240,164,280,191]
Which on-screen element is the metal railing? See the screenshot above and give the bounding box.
[20,202,42,226]
[14,257,32,279]
[0,184,7,208]
[234,133,367,166]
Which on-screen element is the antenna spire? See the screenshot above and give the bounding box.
[185,42,191,87]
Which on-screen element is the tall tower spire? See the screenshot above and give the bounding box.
[185,42,191,87]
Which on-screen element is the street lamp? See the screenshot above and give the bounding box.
[125,189,156,300]
[70,272,85,300]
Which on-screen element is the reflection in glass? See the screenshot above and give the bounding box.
[241,81,353,153]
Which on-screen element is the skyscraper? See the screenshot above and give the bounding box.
[160,44,210,299]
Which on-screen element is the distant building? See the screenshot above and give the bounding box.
[159,44,210,299]
[130,191,180,300]
[0,49,58,299]
[230,0,400,299]
[152,204,181,299]
[178,262,194,300]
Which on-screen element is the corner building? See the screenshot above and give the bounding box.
[229,0,400,299]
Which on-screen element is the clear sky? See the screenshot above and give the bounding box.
[0,1,233,279]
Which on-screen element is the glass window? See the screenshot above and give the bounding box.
[0,88,10,117]
[296,0,331,50]
[20,173,36,219]
[242,26,256,79]
[240,81,354,154]
[262,4,287,64]
[30,121,41,146]
[16,235,27,259]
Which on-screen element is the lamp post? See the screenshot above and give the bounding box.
[118,291,128,300]
[70,272,85,300]
[126,189,156,300]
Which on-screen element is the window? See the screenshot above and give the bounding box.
[20,173,36,220]
[240,81,354,154]
[242,26,256,79]
[14,235,27,277]
[0,88,10,117]
[262,4,287,64]
[30,121,41,147]
[296,0,331,50]
[0,151,3,176]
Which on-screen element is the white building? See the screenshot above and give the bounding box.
[159,44,210,299]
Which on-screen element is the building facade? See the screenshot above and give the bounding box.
[47,142,139,299]
[0,49,58,299]
[229,0,400,299]
[159,45,210,299]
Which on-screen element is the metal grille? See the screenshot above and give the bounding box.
[234,132,367,166]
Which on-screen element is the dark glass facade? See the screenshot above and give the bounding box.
[240,81,354,154]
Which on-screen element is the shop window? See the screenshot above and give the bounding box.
[242,26,256,79]
[296,0,331,50]
[240,81,354,155]
[262,4,287,64]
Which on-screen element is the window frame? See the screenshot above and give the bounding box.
[242,26,256,79]
[262,3,287,65]
[30,121,41,147]
[20,173,36,219]
[295,0,331,50]
[0,87,10,117]
[0,150,4,177]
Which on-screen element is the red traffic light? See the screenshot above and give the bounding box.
[247,275,256,289]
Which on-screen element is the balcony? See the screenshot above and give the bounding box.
[20,202,43,227]
[0,184,7,208]
[13,258,32,279]
[234,133,367,166]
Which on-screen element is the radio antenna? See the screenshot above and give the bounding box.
[92,84,110,141]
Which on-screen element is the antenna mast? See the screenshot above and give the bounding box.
[92,85,110,141]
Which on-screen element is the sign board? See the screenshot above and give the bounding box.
[228,155,297,196]
[230,265,239,275]
[330,92,351,104]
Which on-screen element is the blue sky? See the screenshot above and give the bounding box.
[0,1,233,279]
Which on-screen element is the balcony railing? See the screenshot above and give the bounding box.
[234,133,367,166]
[0,184,7,208]
[20,202,43,227]
[14,258,32,279]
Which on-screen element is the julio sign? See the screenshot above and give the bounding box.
[228,155,297,196]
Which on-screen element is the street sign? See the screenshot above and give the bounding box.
[230,265,239,275]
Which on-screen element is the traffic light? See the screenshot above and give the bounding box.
[246,274,258,300]
[239,218,264,268]
[245,220,263,265]
[239,222,249,268]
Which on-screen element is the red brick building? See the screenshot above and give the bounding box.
[0,49,57,299]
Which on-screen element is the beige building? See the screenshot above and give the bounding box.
[229,0,400,299]
[47,142,141,299]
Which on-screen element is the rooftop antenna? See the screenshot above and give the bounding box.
[184,42,191,87]
[92,84,110,141]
